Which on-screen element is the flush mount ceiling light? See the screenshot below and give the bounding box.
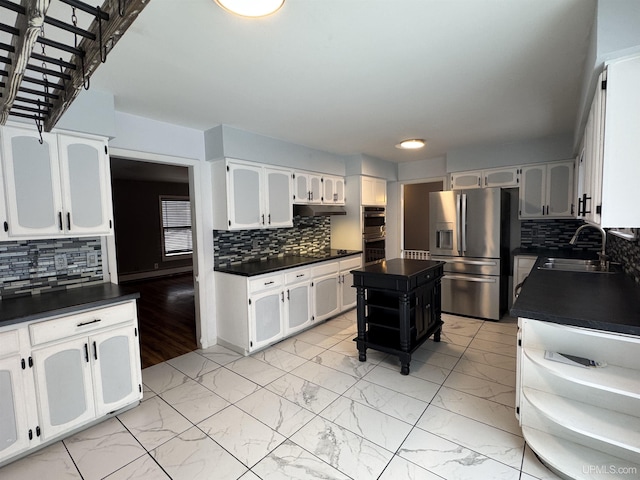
[214,0,285,17]
[395,139,426,150]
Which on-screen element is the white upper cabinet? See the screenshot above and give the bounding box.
[0,125,112,238]
[577,55,640,227]
[361,176,386,206]
[519,161,574,219]
[214,159,293,230]
[323,175,346,204]
[483,166,520,188]
[451,171,482,190]
[58,135,112,235]
[293,171,322,204]
[451,167,519,190]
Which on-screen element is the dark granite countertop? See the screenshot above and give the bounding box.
[511,257,640,336]
[0,283,140,328]
[215,250,363,277]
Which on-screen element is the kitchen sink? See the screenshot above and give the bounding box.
[537,257,617,274]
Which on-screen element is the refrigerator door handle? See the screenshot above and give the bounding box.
[455,194,462,255]
[443,274,497,283]
[461,193,467,254]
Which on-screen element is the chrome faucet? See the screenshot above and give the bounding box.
[569,224,608,268]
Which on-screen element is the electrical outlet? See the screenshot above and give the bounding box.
[87,252,99,267]
[54,254,67,270]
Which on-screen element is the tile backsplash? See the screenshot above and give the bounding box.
[607,234,640,283]
[214,216,330,268]
[521,219,602,251]
[0,237,103,299]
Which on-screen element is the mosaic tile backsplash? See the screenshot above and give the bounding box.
[214,216,330,268]
[521,219,602,251]
[608,233,640,283]
[0,237,103,299]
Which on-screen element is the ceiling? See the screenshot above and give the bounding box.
[88,0,597,163]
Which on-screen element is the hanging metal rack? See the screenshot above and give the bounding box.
[0,0,149,133]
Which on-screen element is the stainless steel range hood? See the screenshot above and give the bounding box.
[293,204,347,216]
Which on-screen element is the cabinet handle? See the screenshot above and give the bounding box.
[296,273,304,278]
[84,343,89,363]
[261,214,265,225]
[577,197,583,216]
[67,212,71,230]
[93,341,98,360]
[541,206,544,215]
[287,289,290,300]
[77,318,101,327]
[484,176,487,186]
[546,206,549,215]
[28,429,33,440]
[281,291,285,302]
[264,281,274,286]
[36,426,40,437]
[58,212,63,231]
[268,213,271,225]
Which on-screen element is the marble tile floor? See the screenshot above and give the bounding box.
[0,311,563,480]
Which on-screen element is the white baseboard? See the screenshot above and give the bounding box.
[119,266,193,282]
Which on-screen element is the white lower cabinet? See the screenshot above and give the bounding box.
[0,329,37,465]
[284,269,313,336]
[312,262,340,322]
[517,318,640,478]
[0,300,142,467]
[513,255,537,303]
[216,255,360,354]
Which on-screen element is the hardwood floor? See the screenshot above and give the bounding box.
[121,273,197,369]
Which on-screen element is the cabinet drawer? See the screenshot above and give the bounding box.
[0,329,21,357]
[249,273,283,294]
[29,301,136,346]
[312,261,339,277]
[284,268,311,284]
[340,256,361,271]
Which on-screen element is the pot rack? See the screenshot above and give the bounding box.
[0,0,149,137]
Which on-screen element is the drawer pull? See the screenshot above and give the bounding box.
[264,281,274,286]
[296,273,304,278]
[77,319,102,327]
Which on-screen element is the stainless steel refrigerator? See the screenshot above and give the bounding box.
[429,188,510,320]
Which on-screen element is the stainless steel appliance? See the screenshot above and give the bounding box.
[363,206,386,265]
[429,188,509,320]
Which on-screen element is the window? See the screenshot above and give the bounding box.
[160,196,192,259]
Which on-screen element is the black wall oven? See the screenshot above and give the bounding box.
[363,206,386,265]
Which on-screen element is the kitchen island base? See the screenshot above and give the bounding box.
[352,259,444,375]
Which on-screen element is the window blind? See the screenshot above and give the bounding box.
[161,198,192,256]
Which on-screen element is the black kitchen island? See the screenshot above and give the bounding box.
[352,258,445,375]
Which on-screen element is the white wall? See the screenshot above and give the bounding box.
[446,134,574,173]
[204,124,348,175]
[398,156,447,181]
[56,89,117,138]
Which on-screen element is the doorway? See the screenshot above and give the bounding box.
[109,157,198,368]
[402,180,444,253]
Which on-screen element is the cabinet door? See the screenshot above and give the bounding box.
[1,126,63,236]
[228,162,263,229]
[309,175,322,204]
[339,270,357,310]
[361,177,386,205]
[90,326,141,417]
[285,281,312,336]
[313,273,340,321]
[484,167,520,188]
[0,355,35,463]
[451,171,482,190]
[519,165,546,218]
[32,338,96,440]
[546,161,574,217]
[322,175,345,204]
[373,178,386,205]
[294,173,309,204]
[264,167,293,227]
[58,135,112,235]
[249,289,284,351]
